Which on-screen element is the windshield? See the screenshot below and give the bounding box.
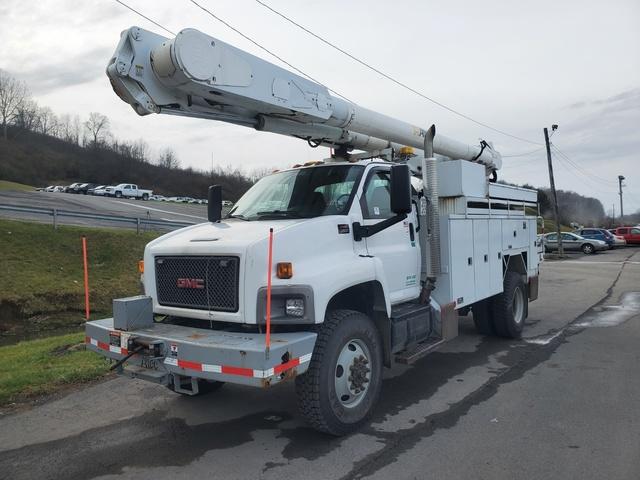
[229,165,364,221]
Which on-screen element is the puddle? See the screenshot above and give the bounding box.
[573,292,640,328]
[525,330,564,345]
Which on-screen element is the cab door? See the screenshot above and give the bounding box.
[358,168,420,304]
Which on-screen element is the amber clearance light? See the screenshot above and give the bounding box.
[276,262,293,279]
[138,260,144,274]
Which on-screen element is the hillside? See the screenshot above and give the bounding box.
[0,127,252,200]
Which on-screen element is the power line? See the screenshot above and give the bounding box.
[188,0,352,103]
[113,0,175,36]
[503,146,546,157]
[552,154,617,194]
[551,144,618,186]
[254,0,542,146]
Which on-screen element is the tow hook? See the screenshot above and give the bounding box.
[109,337,164,371]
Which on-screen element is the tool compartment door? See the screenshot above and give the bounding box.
[448,219,475,306]
[473,220,491,300]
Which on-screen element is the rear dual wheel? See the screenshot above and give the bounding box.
[473,271,527,339]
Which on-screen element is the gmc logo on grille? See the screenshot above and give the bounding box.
[176,278,205,289]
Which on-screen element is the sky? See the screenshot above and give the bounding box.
[1,0,639,214]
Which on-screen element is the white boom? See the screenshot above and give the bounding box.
[107,27,502,170]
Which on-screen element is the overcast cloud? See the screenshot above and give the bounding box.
[1,0,638,212]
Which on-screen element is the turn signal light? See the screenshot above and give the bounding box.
[138,260,144,274]
[277,262,293,279]
[399,146,415,155]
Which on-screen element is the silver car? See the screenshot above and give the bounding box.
[543,232,608,254]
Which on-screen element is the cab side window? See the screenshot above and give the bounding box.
[362,170,392,219]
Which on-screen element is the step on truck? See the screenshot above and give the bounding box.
[86,26,541,435]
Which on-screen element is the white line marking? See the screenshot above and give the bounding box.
[525,330,564,345]
[114,200,206,220]
[545,261,640,265]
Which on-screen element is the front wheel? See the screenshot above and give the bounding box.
[295,309,383,436]
[115,191,122,198]
[581,243,595,254]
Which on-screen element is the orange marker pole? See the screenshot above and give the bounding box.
[265,228,274,354]
[82,236,90,320]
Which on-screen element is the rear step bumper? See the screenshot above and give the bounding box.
[85,318,317,388]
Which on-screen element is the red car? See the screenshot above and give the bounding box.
[613,226,640,245]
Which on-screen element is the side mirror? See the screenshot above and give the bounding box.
[390,164,412,214]
[207,185,222,222]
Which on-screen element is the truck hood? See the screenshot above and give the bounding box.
[146,219,304,255]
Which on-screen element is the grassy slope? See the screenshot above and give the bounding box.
[0,180,35,191]
[0,218,160,317]
[0,332,109,405]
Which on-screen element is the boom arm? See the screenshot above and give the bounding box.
[107,26,502,170]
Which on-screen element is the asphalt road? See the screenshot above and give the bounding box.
[1,248,639,479]
[0,190,210,230]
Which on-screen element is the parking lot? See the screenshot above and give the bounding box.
[1,246,638,480]
[0,190,209,229]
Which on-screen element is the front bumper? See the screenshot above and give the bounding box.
[86,318,316,388]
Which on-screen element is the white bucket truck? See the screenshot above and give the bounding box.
[86,26,540,435]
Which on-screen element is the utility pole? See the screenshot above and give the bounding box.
[618,175,625,222]
[612,204,615,227]
[544,125,563,256]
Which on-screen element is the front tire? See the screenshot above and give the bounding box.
[295,309,383,436]
[115,191,122,198]
[491,271,527,338]
[581,243,595,254]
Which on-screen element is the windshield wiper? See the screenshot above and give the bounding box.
[227,213,249,221]
[256,210,304,219]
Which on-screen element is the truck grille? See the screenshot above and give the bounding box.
[155,256,240,312]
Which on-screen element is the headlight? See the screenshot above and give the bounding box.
[285,298,305,317]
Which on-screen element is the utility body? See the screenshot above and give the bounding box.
[86,26,541,435]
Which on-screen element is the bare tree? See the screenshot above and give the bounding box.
[36,106,57,136]
[158,147,180,169]
[248,166,274,183]
[71,114,81,145]
[0,70,29,140]
[84,112,110,147]
[14,99,39,132]
[130,138,149,163]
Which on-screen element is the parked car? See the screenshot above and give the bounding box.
[53,186,65,192]
[149,194,166,201]
[222,200,234,207]
[88,185,105,195]
[612,226,640,245]
[74,183,100,194]
[103,183,152,200]
[607,229,627,247]
[91,186,108,196]
[64,182,84,193]
[44,185,56,192]
[573,228,614,249]
[543,232,608,254]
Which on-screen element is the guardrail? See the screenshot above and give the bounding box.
[0,204,196,233]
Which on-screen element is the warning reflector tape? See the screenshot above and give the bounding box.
[85,336,312,380]
[164,353,312,379]
[86,336,128,355]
